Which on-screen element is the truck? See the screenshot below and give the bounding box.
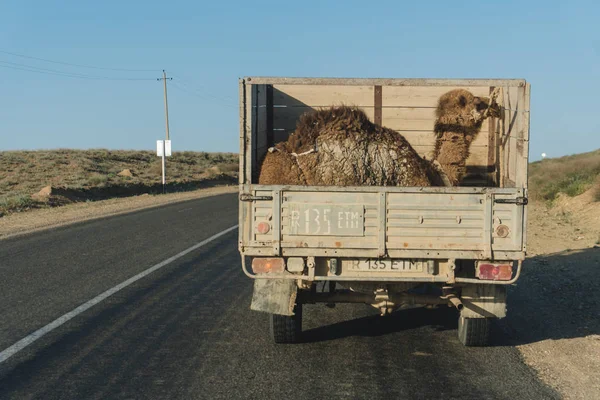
[238,77,530,346]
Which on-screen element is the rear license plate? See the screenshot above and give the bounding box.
[287,203,364,236]
[345,259,429,272]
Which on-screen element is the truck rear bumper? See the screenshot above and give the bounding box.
[241,256,523,285]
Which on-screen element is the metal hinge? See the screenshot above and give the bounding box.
[494,196,528,205]
[240,193,274,202]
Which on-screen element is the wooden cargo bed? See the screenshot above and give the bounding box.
[240,77,530,188]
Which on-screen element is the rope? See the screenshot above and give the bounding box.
[483,87,501,119]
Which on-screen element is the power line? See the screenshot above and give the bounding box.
[0,60,156,81]
[0,49,158,72]
[170,73,237,103]
[170,81,236,107]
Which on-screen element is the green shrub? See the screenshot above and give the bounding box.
[0,195,36,214]
[529,149,600,202]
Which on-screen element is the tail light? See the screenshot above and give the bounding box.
[256,221,271,234]
[252,258,285,274]
[476,262,513,281]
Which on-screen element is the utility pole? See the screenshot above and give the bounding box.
[157,70,172,193]
[160,70,172,140]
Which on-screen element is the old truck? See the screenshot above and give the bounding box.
[238,77,530,346]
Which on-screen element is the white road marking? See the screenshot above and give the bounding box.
[0,225,239,364]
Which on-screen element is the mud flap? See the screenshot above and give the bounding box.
[250,279,298,316]
[461,284,507,318]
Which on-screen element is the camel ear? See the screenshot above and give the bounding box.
[459,95,467,107]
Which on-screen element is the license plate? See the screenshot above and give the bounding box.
[287,203,364,236]
[345,259,429,272]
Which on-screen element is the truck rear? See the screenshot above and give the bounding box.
[238,77,530,346]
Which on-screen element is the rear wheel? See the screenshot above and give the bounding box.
[270,304,302,344]
[458,316,492,346]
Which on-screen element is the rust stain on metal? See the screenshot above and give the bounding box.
[404,242,409,248]
[496,224,510,238]
[335,241,342,248]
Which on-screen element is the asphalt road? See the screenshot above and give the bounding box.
[0,193,558,399]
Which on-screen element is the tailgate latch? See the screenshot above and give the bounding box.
[494,196,528,206]
[240,193,274,202]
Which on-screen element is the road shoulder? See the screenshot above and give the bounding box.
[0,185,237,240]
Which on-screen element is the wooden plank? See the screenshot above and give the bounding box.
[487,86,497,186]
[266,128,489,150]
[382,86,491,108]
[255,85,268,152]
[272,84,375,107]
[516,84,530,188]
[247,77,526,87]
[266,84,274,147]
[382,107,437,122]
[274,105,489,138]
[412,145,490,167]
[246,84,256,184]
[374,85,382,125]
[254,85,268,183]
[383,116,490,133]
[273,105,376,131]
[273,84,494,108]
[503,86,521,187]
[239,79,247,184]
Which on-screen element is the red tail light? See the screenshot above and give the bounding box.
[256,221,271,234]
[252,258,285,274]
[477,263,513,281]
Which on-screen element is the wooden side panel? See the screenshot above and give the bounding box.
[252,84,268,183]
[245,84,255,186]
[516,84,530,188]
[499,86,528,188]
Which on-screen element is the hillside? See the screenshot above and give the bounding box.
[2,148,599,217]
[528,148,600,202]
[0,149,238,215]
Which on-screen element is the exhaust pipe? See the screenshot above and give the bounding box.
[446,294,463,311]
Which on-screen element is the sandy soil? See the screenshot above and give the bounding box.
[0,185,237,240]
[507,191,600,400]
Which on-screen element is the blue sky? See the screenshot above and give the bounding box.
[0,1,598,161]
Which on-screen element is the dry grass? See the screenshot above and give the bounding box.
[0,149,238,216]
[529,149,600,203]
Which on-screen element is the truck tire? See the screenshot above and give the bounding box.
[270,304,302,344]
[457,316,492,346]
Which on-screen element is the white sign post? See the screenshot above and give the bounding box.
[156,140,172,193]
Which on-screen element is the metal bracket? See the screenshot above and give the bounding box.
[494,196,528,205]
[240,193,274,202]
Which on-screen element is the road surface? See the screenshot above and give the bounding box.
[0,193,558,399]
